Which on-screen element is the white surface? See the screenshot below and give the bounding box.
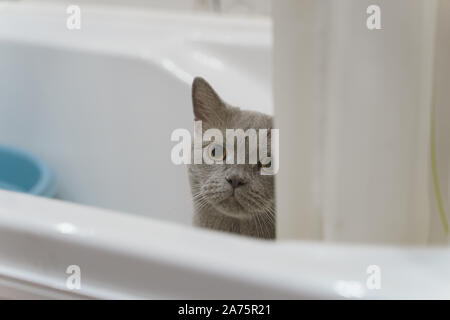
[26,0,271,16]
[320,0,434,245]
[273,0,322,240]
[1,189,450,299]
[0,1,272,225]
[273,0,445,244]
[0,2,449,299]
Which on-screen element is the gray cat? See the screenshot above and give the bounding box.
[188,77,275,239]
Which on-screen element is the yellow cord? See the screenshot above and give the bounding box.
[430,100,449,234]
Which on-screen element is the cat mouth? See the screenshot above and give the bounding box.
[214,195,250,218]
[227,195,243,207]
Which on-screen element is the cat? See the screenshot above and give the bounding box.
[188,77,275,239]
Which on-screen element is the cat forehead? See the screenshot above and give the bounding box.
[226,107,273,130]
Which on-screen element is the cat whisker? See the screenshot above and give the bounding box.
[193,196,212,212]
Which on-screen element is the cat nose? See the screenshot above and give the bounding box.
[226,175,246,188]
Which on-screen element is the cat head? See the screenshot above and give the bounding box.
[188,77,275,220]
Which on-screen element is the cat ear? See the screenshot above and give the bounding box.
[192,77,227,127]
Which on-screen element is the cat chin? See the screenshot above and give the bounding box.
[217,210,253,220]
[214,198,252,220]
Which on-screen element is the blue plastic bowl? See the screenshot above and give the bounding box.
[0,146,56,197]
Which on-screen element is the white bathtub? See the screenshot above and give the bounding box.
[0,2,449,299]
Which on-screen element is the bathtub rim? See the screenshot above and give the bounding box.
[0,1,449,300]
[0,189,449,299]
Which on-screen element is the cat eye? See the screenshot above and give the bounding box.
[208,143,226,161]
[258,157,272,171]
